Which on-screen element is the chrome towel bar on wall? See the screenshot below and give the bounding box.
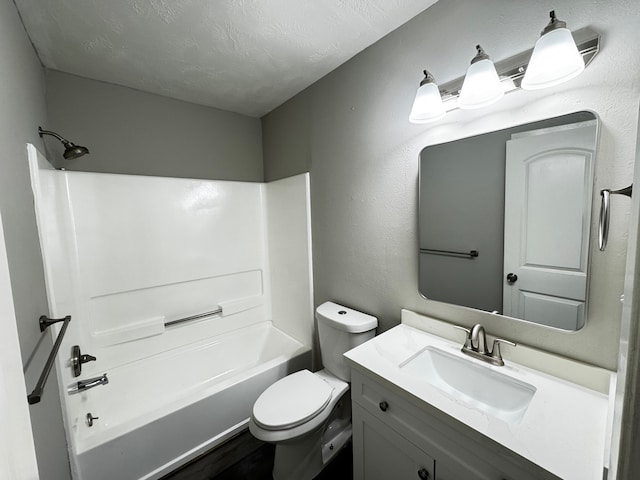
[28,315,71,405]
[599,184,633,251]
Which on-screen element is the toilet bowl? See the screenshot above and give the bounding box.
[249,302,377,480]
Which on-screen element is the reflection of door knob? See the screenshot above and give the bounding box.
[506,273,518,284]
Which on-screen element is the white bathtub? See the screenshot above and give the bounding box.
[70,322,310,480]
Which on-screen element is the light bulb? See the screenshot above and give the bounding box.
[521,11,584,90]
[457,45,504,110]
[409,70,446,123]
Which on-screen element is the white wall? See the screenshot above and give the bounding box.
[262,0,640,371]
[267,173,314,344]
[0,0,71,478]
[610,104,640,478]
[29,154,272,429]
[0,210,39,480]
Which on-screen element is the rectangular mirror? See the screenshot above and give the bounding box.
[419,111,598,331]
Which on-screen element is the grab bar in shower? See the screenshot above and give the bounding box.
[599,184,633,251]
[420,248,479,258]
[164,307,222,327]
[27,315,72,405]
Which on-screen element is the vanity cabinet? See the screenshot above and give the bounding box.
[354,406,434,480]
[351,369,560,480]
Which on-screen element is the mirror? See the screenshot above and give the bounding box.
[419,111,598,331]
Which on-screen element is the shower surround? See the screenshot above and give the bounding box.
[27,145,313,479]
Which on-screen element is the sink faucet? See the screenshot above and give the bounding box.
[68,373,109,394]
[471,324,489,354]
[454,324,516,366]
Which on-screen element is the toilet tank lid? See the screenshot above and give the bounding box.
[316,302,377,333]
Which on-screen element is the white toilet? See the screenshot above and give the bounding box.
[249,301,377,480]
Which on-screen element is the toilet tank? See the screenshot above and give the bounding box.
[316,302,377,381]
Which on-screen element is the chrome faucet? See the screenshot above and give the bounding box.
[454,324,516,366]
[471,324,489,354]
[68,373,109,394]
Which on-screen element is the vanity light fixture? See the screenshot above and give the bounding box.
[457,45,504,110]
[409,70,446,123]
[521,10,585,90]
[408,10,600,124]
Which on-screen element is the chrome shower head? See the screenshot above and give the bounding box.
[38,126,90,160]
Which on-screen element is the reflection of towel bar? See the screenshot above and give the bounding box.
[420,248,479,258]
[28,315,71,405]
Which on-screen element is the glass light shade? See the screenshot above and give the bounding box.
[521,27,584,90]
[457,58,504,110]
[409,82,445,123]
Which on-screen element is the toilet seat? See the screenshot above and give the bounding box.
[253,370,334,430]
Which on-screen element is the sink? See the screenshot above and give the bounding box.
[400,346,536,423]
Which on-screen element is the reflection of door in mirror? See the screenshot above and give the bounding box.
[418,111,598,331]
[503,121,596,330]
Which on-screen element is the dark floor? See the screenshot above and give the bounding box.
[163,429,353,480]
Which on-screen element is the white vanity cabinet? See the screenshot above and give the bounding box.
[351,369,560,480]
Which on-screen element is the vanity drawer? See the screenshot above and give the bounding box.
[350,369,559,480]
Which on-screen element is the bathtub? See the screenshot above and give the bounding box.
[70,322,311,480]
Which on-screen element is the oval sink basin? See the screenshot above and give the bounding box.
[400,346,536,423]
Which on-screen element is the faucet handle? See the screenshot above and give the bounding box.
[490,338,517,365]
[453,325,472,349]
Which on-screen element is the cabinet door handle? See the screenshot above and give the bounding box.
[379,401,389,412]
[417,467,429,479]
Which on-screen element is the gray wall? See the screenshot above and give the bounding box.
[262,0,640,371]
[419,131,506,312]
[0,0,71,478]
[263,91,311,182]
[45,70,264,181]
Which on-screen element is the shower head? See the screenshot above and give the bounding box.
[62,143,90,160]
[38,126,90,160]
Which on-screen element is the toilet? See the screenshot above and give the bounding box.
[249,301,377,480]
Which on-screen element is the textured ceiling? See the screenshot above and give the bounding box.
[15,0,438,117]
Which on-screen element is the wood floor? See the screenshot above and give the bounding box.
[162,429,353,480]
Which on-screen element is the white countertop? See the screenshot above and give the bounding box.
[344,323,613,480]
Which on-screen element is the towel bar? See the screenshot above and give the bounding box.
[28,315,71,405]
[420,248,479,258]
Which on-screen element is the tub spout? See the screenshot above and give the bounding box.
[68,373,108,394]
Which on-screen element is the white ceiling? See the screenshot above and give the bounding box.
[15,0,438,117]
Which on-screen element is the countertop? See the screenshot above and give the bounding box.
[344,322,613,480]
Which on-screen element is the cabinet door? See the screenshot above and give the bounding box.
[352,371,557,480]
[436,459,513,480]
[353,404,435,480]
